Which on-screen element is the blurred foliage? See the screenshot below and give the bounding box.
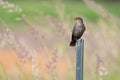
[96,0,119,1]
[6,0,120,1]
[0,0,120,80]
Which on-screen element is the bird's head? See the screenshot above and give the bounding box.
[75,17,83,24]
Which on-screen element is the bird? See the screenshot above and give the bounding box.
[69,17,86,46]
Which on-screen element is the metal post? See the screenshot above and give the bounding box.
[76,39,84,80]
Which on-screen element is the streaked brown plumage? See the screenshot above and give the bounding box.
[70,17,85,46]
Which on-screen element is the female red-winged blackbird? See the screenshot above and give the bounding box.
[70,17,86,46]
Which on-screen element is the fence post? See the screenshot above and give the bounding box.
[76,39,84,80]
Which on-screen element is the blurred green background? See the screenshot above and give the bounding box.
[0,0,120,80]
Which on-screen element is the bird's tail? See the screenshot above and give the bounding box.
[69,40,76,46]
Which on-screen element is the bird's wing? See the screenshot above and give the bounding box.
[72,24,77,34]
[72,24,85,36]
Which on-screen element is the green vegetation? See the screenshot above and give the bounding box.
[99,2,120,17]
[0,0,120,80]
[0,0,120,24]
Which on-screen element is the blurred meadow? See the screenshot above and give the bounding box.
[0,0,120,80]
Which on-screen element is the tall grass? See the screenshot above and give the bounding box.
[0,61,8,80]
[0,0,120,80]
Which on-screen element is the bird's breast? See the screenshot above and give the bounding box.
[74,25,82,34]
